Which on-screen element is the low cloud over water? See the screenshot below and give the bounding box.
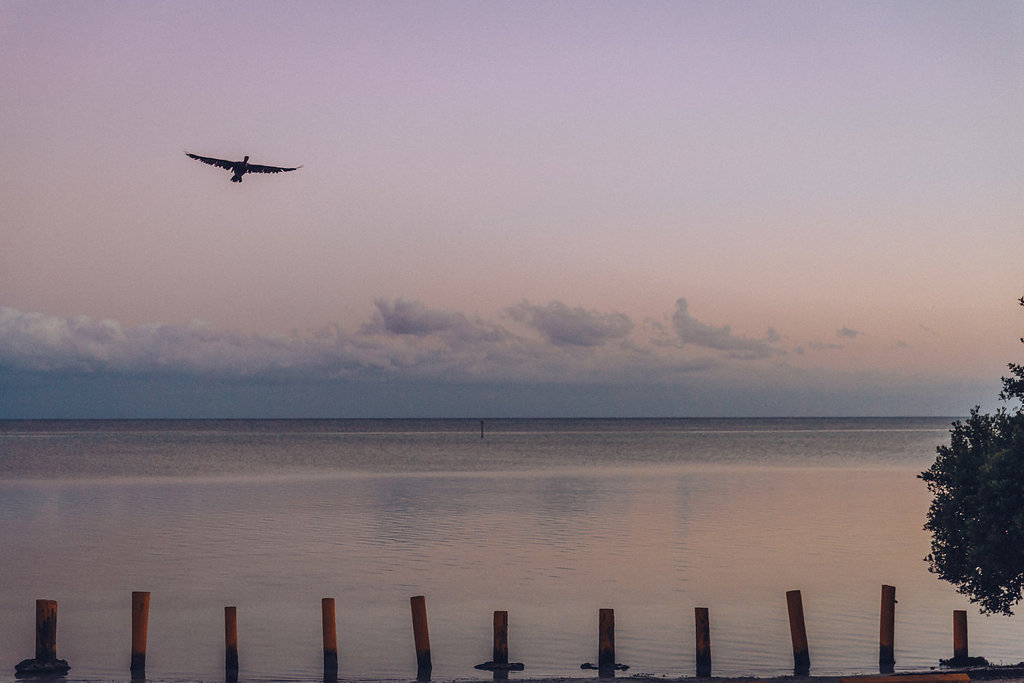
[0,301,997,418]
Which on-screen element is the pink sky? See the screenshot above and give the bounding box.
[1,1,1022,417]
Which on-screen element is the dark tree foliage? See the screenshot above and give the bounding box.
[920,296,1024,615]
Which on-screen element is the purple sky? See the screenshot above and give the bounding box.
[2,1,1022,417]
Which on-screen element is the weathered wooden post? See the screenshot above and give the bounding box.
[580,608,626,675]
[225,606,239,683]
[410,596,432,679]
[695,607,712,678]
[322,598,338,680]
[786,590,810,675]
[493,610,509,666]
[953,610,968,663]
[475,610,524,675]
[491,610,510,680]
[598,608,615,676]
[15,599,70,677]
[879,585,896,672]
[131,591,151,678]
[36,599,58,664]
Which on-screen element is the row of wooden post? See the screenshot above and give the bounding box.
[18,586,981,680]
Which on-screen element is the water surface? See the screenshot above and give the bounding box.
[2,418,1017,681]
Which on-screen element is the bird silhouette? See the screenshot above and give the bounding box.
[185,152,302,182]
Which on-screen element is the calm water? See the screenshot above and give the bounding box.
[1,417,1020,681]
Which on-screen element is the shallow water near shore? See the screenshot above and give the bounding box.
[2,418,1022,682]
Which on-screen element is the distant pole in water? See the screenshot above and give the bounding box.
[131,591,150,679]
[786,590,810,675]
[322,598,338,681]
[879,585,896,672]
[225,606,239,683]
[481,420,485,438]
[695,607,712,678]
[410,596,432,679]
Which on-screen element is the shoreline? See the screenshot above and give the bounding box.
[11,669,1024,683]
[485,670,1024,683]
[453,670,1024,683]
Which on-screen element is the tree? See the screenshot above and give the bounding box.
[920,296,1024,615]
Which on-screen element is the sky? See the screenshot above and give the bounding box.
[1,1,1022,418]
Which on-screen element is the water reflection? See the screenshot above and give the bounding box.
[0,469,954,679]
[5,418,1023,681]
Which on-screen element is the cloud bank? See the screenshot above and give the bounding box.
[0,302,996,418]
[672,298,781,359]
[0,301,694,386]
[507,301,634,348]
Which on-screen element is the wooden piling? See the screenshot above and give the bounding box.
[475,610,524,674]
[598,608,615,675]
[786,590,810,675]
[131,591,151,677]
[14,599,69,677]
[410,595,432,677]
[695,607,712,678]
[953,610,968,662]
[225,606,239,682]
[35,599,59,663]
[322,598,338,679]
[879,585,895,672]
[493,610,509,665]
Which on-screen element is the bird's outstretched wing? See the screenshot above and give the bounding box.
[246,163,303,174]
[185,152,236,170]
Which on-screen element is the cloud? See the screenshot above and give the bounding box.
[807,341,843,351]
[671,298,781,359]
[2,300,996,418]
[838,326,860,339]
[506,301,634,347]
[0,302,650,386]
[0,306,354,377]
[365,298,507,345]
[369,298,467,336]
[0,298,744,399]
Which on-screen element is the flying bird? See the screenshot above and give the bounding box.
[185,152,302,182]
